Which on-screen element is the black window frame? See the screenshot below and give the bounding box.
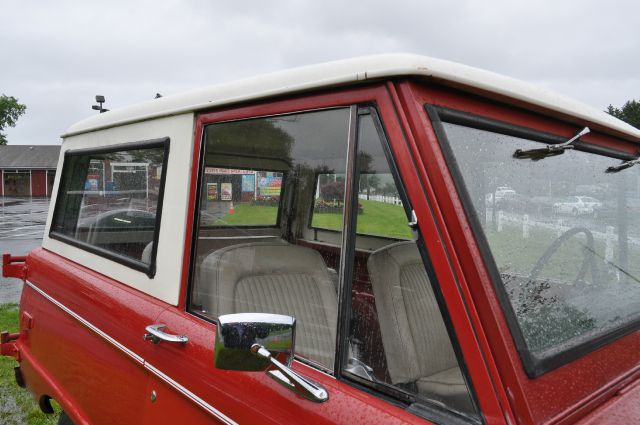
[49,137,170,278]
[426,104,640,378]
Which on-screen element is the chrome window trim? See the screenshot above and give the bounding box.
[24,280,237,425]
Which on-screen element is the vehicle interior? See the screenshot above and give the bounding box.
[189,108,476,416]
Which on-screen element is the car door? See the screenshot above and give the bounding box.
[141,86,497,424]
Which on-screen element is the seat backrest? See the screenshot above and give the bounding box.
[197,241,338,369]
[368,241,458,384]
[141,241,153,264]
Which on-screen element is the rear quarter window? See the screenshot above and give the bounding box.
[50,139,169,277]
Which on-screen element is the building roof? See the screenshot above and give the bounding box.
[0,145,60,169]
[63,53,640,142]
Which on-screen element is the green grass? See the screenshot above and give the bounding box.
[208,199,412,239]
[312,199,412,239]
[0,304,60,425]
[212,204,279,226]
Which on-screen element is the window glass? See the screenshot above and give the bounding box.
[311,115,411,239]
[50,142,167,270]
[443,122,640,357]
[191,108,351,371]
[343,113,477,418]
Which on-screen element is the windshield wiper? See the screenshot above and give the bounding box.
[514,127,590,161]
[606,157,640,173]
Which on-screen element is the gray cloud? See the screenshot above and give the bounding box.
[2,0,639,144]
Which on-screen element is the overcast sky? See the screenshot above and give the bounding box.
[2,0,639,145]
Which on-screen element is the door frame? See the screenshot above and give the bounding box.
[173,82,505,423]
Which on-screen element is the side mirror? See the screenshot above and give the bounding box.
[214,313,295,371]
[214,313,328,403]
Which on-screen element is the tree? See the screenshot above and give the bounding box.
[0,94,27,145]
[606,100,640,129]
[320,180,344,203]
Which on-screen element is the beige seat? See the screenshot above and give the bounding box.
[141,241,153,264]
[197,241,338,369]
[368,241,473,413]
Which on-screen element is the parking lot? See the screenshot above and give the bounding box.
[0,197,49,303]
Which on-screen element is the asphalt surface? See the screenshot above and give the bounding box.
[0,197,49,304]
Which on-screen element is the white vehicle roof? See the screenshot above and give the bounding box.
[63,53,640,142]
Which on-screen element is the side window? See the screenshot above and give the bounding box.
[190,108,351,371]
[343,112,478,418]
[50,139,169,276]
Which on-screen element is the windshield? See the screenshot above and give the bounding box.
[441,122,640,361]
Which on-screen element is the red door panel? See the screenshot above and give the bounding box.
[143,307,430,424]
[21,248,168,424]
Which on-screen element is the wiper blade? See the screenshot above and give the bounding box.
[514,127,590,161]
[606,157,640,173]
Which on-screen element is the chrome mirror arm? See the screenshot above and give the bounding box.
[251,344,328,403]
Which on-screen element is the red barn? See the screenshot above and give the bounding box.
[0,145,60,197]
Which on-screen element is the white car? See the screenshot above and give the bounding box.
[553,196,601,216]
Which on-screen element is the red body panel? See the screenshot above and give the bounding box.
[576,378,640,424]
[19,248,167,424]
[145,307,428,424]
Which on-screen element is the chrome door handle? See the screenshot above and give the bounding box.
[144,324,188,344]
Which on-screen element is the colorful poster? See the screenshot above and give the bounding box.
[221,183,232,200]
[85,174,99,191]
[241,174,255,192]
[206,183,218,200]
[258,176,282,196]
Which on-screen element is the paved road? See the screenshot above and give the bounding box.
[0,197,49,304]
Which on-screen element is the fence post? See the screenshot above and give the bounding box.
[523,214,529,239]
[556,219,563,237]
[497,210,504,232]
[605,226,615,263]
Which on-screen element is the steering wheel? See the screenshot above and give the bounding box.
[529,227,599,285]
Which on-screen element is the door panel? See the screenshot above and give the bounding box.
[144,86,499,424]
[143,308,429,424]
[23,248,167,424]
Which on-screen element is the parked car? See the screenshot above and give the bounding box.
[3,54,640,424]
[553,195,602,216]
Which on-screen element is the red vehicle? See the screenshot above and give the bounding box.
[2,54,640,424]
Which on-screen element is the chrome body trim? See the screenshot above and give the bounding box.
[333,105,359,373]
[144,362,237,424]
[24,280,144,365]
[24,280,237,425]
